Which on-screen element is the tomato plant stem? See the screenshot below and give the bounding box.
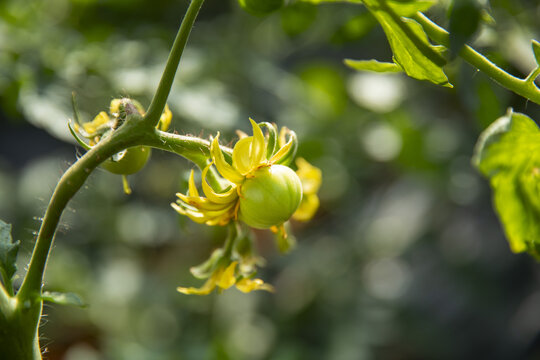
[414,12,540,105]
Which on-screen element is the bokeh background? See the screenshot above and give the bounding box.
[1,0,540,359]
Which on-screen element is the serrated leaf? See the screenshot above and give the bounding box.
[532,40,540,66]
[362,0,452,87]
[41,291,87,308]
[473,110,540,257]
[345,59,403,73]
[448,0,481,55]
[0,219,20,288]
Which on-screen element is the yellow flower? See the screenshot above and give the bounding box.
[69,98,172,194]
[293,157,322,222]
[71,99,172,144]
[172,119,301,229]
[177,261,273,295]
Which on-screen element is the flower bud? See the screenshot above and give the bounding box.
[238,164,302,229]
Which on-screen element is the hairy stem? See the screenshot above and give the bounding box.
[143,129,233,191]
[145,0,206,126]
[414,12,540,105]
[16,126,145,302]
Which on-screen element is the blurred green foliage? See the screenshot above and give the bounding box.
[1,0,540,359]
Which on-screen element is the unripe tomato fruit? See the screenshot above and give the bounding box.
[101,146,151,175]
[238,0,283,16]
[238,164,302,229]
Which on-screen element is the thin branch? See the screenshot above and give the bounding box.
[144,0,206,126]
[413,12,540,105]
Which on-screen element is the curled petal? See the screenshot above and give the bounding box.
[274,127,298,166]
[176,193,234,211]
[259,122,278,160]
[249,118,267,169]
[201,164,238,204]
[171,201,235,226]
[83,111,110,135]
[216,262,238,290]
[211,134,245,184]
[235,278,274,293]
[177,277,216,295]
[187,169,200,197]
[233,137,254,175]
[269,137,294,164]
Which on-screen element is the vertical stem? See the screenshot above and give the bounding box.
[145,0,206,126]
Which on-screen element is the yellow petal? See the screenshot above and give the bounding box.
[296,158,322,194]
[158,104,172,131]
[249,118,266,169]
[83,111,110,135]
[175,193,233,211]
[177,277,217,295]
[216,262,238,290]
[236,129,248,139]
[235,278,274,293]
[201,164,238,204]
[232,137,254,175]
[187,169,200,197]
[292,193,320,222]
[110,99,122,115]
[269,137,293,164]
[172,201,235,225]
[211,134,245,184]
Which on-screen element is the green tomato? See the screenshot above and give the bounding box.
[238,0,283,16]
[239,164,302,229]
[101,146,151,175]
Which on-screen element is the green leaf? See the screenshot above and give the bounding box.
[41,291,87,308]
[448,0,482,55]
[473,110,540,257]
[298,0,435,14]
[0,219,20,291]
[344,58,403,73]
[532,40,540,66]
[362,0,452,87]
[385,0,435,16]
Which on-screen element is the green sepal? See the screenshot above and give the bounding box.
[258,122,278,160]
[68,119,91,150]
[0,219,20,294]
[344,59,403,73]
[275,130,298,167]
[473,109,540,258]
[41,291,87,308]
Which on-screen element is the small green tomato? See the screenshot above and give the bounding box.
[101,146,151,175]
[238,164,302,229]
[238,0,283,16]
